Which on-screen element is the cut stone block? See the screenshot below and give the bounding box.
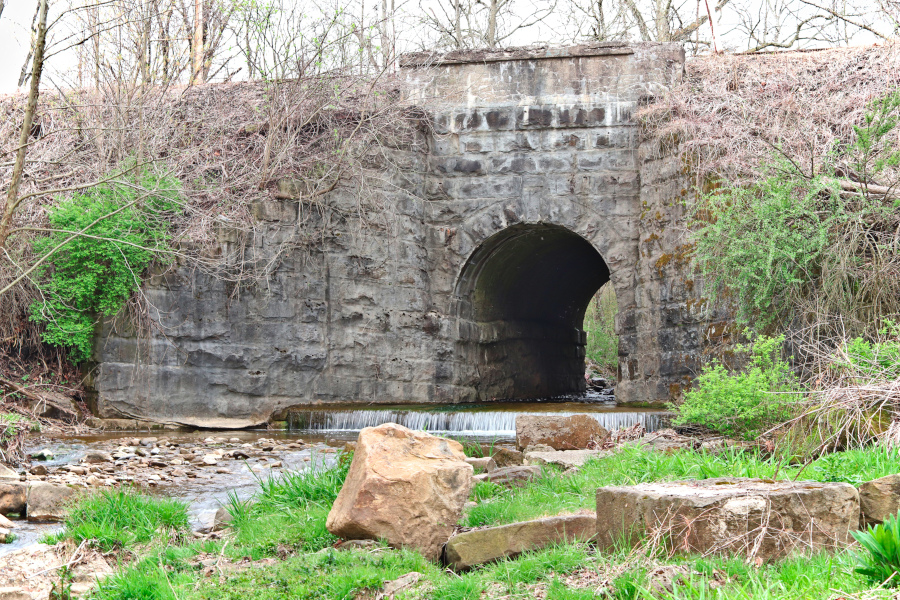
[596,478,859,560]
[445,514,597,570]
[516,414,608,451]
[473,465,540,487]
[525,449,610,469]
[859,474,900,526]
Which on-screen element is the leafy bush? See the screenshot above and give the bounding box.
[29,171,180,362]
[672,335,799,440]
[837,321,900,380]
[853,512,900,586]
[689,90,900,337]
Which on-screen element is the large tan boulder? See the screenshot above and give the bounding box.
[596,478,859,561]
[326,423,474,560]
[445,514,597,570]
[859,474,900,526]
[27,482,77,522]
[516,414,608,451]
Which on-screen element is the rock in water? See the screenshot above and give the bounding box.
[516,414,608,451]
[326,423,473,561]
[0,483,26,516]
[26,482,77,522]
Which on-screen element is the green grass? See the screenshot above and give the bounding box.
[48,488,189,552]
[68,445,900,600]
[466,444,900,527]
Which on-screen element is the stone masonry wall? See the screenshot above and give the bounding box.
[92,42,705,427]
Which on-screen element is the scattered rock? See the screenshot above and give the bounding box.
[82,451,113,464]
[28,465,47,476]
[27,482,77,522]
[444,514,597,570]
[0,465,17,480]
[632,429,698,453]
[515,414,608,451]
[595,478,859,560]
[859,474,900,526]
[525,449,610,469]
[0,588,30,600]
[465,457,497,472]
[201,454,219,466]
[195,507,233,533]
[473,465,541,487]
[334,539,380,550]
[489,447,524,468]
[326,423,473,561]
[0,514,16,529]
[0,528,10,543]
[381,571,423,597]
[30,449,54,461]
[0,483,26,516]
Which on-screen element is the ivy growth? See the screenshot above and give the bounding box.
[29,172,181,362]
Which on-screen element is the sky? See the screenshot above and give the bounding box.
[0,0,891,94]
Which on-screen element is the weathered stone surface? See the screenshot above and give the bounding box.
[27,482,77,522]
[516,414,608,451]
[473,465,541,487]
[0,514,16,529]
[525,449,610,469]
[490,448,524,468]
[91,43,705,426]
[326,423,473,560]
[0,483,26,516]
[859,474,900,526]
[465,457,497,472]
[82,451,113,464]
[445,514,597,570]
[0,465,17,480]
[596,478,859,560]
[0,588,30,600]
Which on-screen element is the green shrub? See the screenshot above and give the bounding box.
[29,171,180,362]
[837,321,900,380]
[584,282,618,376]
[853,512,900,586]
[672,335,799,440]
[689,89,900,336]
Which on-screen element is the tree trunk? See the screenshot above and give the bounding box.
[0,0,48,249]
[192,0,204,83]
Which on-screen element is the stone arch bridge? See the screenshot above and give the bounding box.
[94,43,711,428]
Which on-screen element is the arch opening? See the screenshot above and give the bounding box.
[455,224,612,400]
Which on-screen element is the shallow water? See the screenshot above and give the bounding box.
[3,400,668,556]
[287,401,669,441]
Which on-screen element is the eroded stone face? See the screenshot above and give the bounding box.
[516,414,609,450]
[595,478,860,560]
[325,423,473,561]
[859,474,900,526]
[92,43,706,425]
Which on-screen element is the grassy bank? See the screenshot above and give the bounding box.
[52,445,900,600]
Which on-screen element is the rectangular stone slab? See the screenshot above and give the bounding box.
[595,478,859,560]
[444,514,596,570]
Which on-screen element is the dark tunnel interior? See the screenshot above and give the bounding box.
[456,224,612,400]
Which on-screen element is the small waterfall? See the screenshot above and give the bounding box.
[288,405,669,439]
